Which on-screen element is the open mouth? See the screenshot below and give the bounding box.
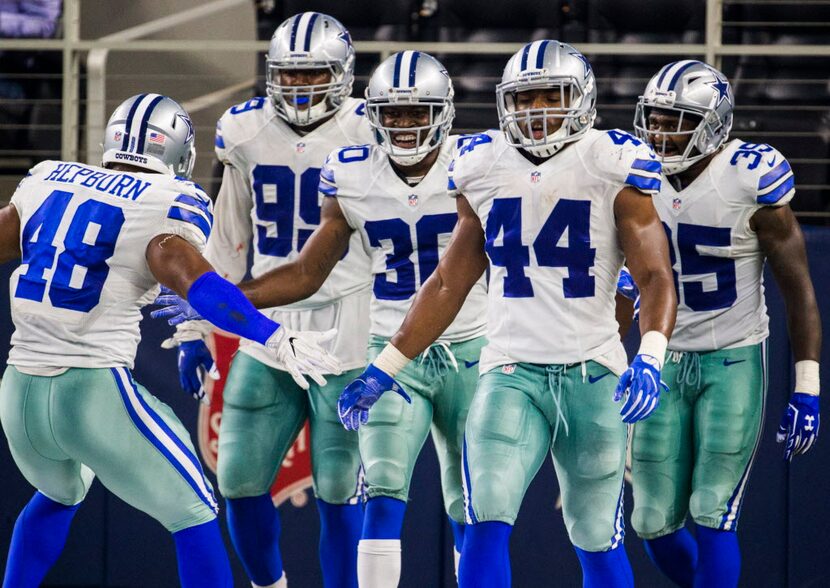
[530,121,546,140]
[391,132,418,149]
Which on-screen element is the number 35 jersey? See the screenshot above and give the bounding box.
[653,139,794,352]
[211,96,373,309]
[450,129,662,374]
[322,140,488,342]
[8,160,213,373]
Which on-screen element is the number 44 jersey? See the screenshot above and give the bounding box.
[449,129,662,374]
[8,161,213,373]
[654,139,794,352]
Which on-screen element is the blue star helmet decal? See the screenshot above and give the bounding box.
[707,76,731,107]
[569,51,592,78]
[176,112,194,143]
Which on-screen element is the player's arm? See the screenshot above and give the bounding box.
[238,196,354,308]
[338,195,488,430]
[146,234,339,389]
[753,204,822,459]
[390,195,488,357]
[0,204,21,264]
[612,187,678,423]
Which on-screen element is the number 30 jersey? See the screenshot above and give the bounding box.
[654,139,794,352]
[210,96,373,309]
[8,160,213,373]
[322,139,488,342]
[450,129,662,374]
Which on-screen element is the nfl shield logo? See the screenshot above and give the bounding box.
[531,171,541,183]
[199,332,314,508]
[673,198,682,210]
[114,131,122,142]
[408,194,418,207]
[296,142,306,153]
[502,364,516,375]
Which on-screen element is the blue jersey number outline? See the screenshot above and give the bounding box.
[484,197,596,298]
[364,213,457,300]
[664,221,737,311]
[16,189,125,312]
[252,164,322,257]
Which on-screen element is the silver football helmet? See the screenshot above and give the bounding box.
[634,60,734,175]
[497,40,597,158]
[365,51,455,166]
[102,93,195,177]
[266,12,355,127]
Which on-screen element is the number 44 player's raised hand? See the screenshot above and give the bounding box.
[151,288,342,391]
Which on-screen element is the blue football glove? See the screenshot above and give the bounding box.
[614,354,668,423]
[777,392,820,461]
[338,364,411,431]
[150,286,203,325]
[173,339,219,403]
[616,267,640,323]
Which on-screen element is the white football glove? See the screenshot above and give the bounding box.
[266,327,342,390]
[160,319,214,349]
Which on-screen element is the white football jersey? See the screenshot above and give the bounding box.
[8,160,212,372]
[654,139,795,352]
[450,129,662,374]
[210,96,373,308]
[322,139,488,342]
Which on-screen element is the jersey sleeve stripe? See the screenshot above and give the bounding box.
[448,176,457,191]
[625,174,662,193]
[167,206,211,240]
[631,158,661,173]
[174,193,212,216]
[758,159,791,190]
[319,182,337,196]
[321,166,336,184]
[757,175,795,205]
[111,368,218,513]
[214,134,225,149]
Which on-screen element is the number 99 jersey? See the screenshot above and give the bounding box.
[449,129,662,374]
[653,139,794,352]
[211,95,373,309]
[8,160,213,372]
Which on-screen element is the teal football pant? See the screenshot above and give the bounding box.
[0,366,217,532]
[462,361,627,552]
[217,352,364,504]
[631,342,766,538]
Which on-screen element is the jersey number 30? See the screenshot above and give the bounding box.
[16,189,124,312]
[485,197,596,298]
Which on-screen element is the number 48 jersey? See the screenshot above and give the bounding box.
[654,139,794,352]
[8,160,212,373]
[450,129,661,374]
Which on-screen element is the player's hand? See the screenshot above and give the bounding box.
[777,392,820,461]
[159,321,217,404]
[614,354,668,423]
[266,327,342,390]
[616,267,640,323]
[150,287,203,325]
[338,364,411,431]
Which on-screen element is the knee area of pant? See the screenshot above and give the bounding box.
[364,459,407,494]
[469,472,515,516]
[217,467,271,499]
[313,456,360,503]
[631,505,671,538]
[568,519,617,553]
[689,487,723,521]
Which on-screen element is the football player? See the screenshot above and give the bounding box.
[0,95,337,587]
[625,61,821,588]
[163,12,374,588]
[337,41,678,587]
[157,51,486,588]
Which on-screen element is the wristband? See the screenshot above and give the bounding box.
[795,359,820,396]
[374,343,411,378]
[638,331,669,369]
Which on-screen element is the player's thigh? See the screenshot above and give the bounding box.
[464,365,550,526]
[0,367,94,505]
[217,353,308,498]
[54,367,217,532]
[307,367,364,504]
[358,375,433,503]
[630,358,696,539]
[552,363,627,551]
[691,344,765,531]
[430,337,485,522]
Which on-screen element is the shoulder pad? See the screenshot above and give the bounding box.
[596,130,662,195]
[727,141,794,207]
